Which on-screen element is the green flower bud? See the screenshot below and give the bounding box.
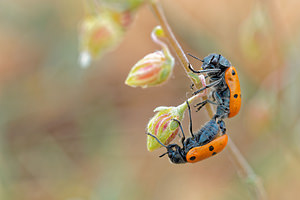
[146,102,188,151]
[125,50,174,88]
[79,12,124,67]
[146,75,209,152]
[125,26,174,88]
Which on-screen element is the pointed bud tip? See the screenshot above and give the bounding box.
[153,106,171,112]
[153,25,164,37]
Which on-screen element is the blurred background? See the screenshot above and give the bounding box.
[1,0,300,199]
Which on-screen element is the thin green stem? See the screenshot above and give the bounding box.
[149,1,267,199]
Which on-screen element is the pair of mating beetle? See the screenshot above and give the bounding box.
[147,53,241,164]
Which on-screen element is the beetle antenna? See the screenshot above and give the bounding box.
[146,132,167,148]
[187,53,204,62]
[159,152,168,157]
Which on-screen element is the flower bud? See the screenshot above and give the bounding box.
[109,10,134,29]
[125,51,174,88]
[79,12,123,67]
[147,102,188,151]
[79,0,145,68]
[125,26,174,88]
[146,77,209,151]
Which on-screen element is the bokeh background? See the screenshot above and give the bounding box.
[1,0,300,199]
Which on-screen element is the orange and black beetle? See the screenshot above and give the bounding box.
[147,101,228,164]
[188,53,241,118]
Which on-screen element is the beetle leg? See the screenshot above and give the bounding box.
[193,78,222,95]
[188,63,221,74]
[186,101,195,138]
[195,99,219,112]
[217,120,226,135]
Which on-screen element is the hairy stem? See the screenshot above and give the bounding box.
[150,1,267,199]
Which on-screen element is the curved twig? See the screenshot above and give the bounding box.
[149,1,267,199]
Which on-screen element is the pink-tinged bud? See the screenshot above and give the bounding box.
[79,0,144,68]
[146,77,208,151]
[125,51,174,88]
[147,102,188,151]
[110,10,134,29]
[79,12,123,67]
[125,26,174,88]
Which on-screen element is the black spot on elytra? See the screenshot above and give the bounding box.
[232,70,236,75]
[212,152,217,156]
[190,156,196,160]
[209,145,214,151]
[234,94,238,98]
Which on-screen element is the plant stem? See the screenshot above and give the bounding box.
[227,138,267,200]
[150,1,267,199]
[150,0,214,118]
[150,1,188,70]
